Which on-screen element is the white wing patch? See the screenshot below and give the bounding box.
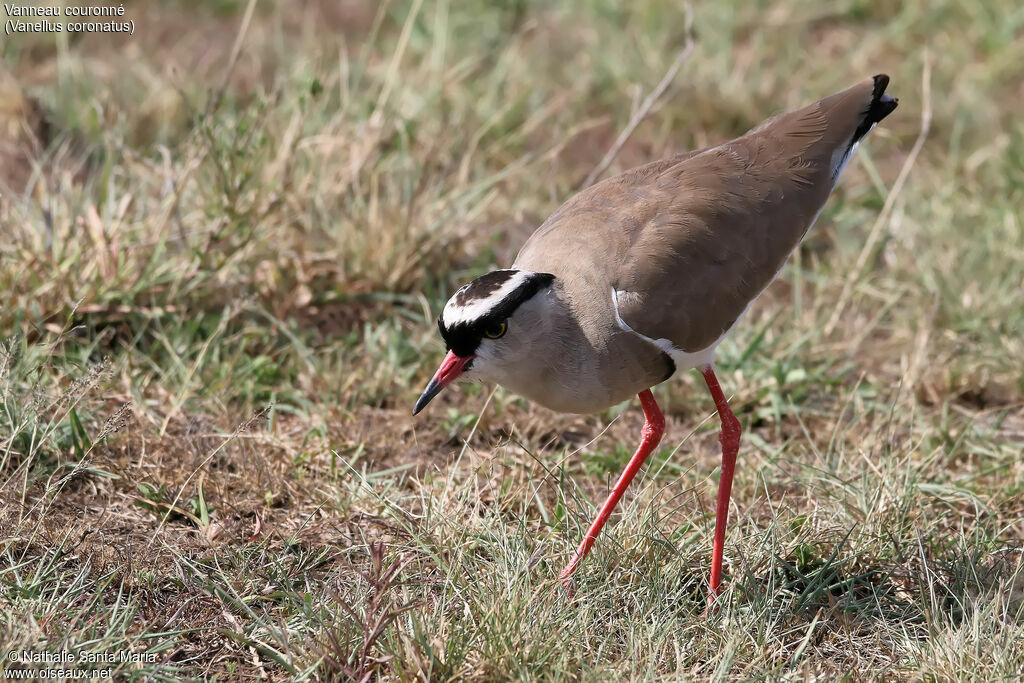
[611,288,719,373]
[830,133,867,182]
[442,269,534,326]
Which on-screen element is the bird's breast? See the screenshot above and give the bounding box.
[495,319,673,414]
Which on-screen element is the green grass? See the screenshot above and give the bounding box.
[1,0,1023,679]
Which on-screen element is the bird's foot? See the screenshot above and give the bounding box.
[703,586,723,618]
[556,562,578,598]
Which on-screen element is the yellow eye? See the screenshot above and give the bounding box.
[483,321,508,339]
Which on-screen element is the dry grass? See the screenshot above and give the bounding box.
[1,0,1022,680]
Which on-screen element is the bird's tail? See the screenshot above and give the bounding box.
[810,73,898,181]
[851,74,899,144]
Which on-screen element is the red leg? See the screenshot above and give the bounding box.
[700,365,742,605]
[558,389,665,587]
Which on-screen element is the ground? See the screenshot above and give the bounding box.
[1,0,1022,680]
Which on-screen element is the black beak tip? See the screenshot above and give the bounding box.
[412,378,442,416]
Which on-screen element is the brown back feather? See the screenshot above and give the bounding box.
[515,76,895,353]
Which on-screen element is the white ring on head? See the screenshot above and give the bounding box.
[442,270,535,327]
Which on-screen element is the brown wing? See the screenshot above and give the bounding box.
[612,131,831,352]
[517,76,896,352]
[614,76,896,351]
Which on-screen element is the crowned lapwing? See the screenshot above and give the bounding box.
[414,75,898,602]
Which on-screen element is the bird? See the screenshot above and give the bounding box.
[413,75,898,603]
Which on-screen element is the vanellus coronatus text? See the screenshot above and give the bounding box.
[414,75,898,603]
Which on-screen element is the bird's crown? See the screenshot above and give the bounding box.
[438,269,554,356]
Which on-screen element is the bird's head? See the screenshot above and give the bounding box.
[413,269,556,415]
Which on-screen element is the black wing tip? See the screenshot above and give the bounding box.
[871,74,890,98]
[868,73,899,123]
[851,74,898,144]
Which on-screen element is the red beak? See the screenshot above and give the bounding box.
[413,351,474,415]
